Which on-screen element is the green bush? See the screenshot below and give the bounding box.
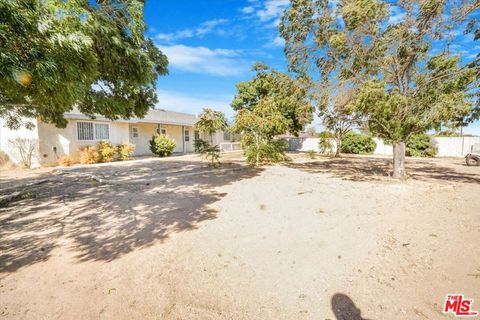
[97,141,116,162]
[243,138,289,165]
[194,139,209,154]
[204,144,221,166]
[318,131,333,155]
[407,134,437,157]
[116,143,135,161]
[341,132,376,154]
[149,134,176,157]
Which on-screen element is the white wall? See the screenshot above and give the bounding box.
[38,119,130,163]
[0,118,40,166]
[433,137,480,157]
[286,136,480,157]
[373,138,393,156]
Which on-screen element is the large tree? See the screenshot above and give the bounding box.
[280,0,478,178]
[0,0,168,129]
[232,62,314,165]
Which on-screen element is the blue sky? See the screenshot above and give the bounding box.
[145,0,480,135]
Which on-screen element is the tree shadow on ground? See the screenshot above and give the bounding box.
[288,156,480,184]
[0,160,263,273]
[331,293,372,320]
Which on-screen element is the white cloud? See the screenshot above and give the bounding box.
[256,0,290,22]
[264,35,285,48]
[156,90,234,117]
[156,19,228,42]
[241,6,255,14]
[388,6,406,24]
[157,44,249,77]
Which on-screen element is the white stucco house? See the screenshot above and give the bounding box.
[0,108,233,166]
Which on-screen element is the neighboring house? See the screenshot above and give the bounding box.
[0,108,233,165]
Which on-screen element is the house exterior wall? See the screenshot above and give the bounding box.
[0,118,40,166]
[128,123,157,155]
[38,119,130,163]
[128,123,195,155]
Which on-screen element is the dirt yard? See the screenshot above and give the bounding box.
[1,153,479,319]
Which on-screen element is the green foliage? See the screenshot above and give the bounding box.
[195,108,228,142]
[231,62,313,136]
[280,0,477,177]
[194,139,222,166]
[79,146,99,164]
[306,150,316,159]
[116,143,135,161]
[243,137,289,165]
[203,144,221,167]
[0,0,168,129]
[149,134,176,157]
[97,141,116,163]
[232,63,313,166]
[194,139,210,153]
[318,131,334,155]
[406,134,437,157]
[341,132,376,154]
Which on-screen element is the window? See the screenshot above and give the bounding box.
[95,124,109,140]
[184,130,190,142]
[132,127,139,138]
[77,121,109,141]
[156,126,166,135]
[77,122,94,141]
[194,130,200,140]
[223,131,231,141]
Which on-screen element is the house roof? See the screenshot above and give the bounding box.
[64,108,198,126]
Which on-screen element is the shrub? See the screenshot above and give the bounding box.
[79,146,99,164]
[149,134,176,157]
[318,131,334,155]
[0,151,14,170]
[116,143,135,161]
[341,132,376,154]
[407,134,437,157]
[58,155,74,166]
[243,138,289,165]
[194,139,209,154]
[204,144,221,166]
[97,141,116,162]
[8,138,38,168]
[307,150,316,159]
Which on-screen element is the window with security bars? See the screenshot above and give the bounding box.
[77,121,110,141]
[77,122,94,140]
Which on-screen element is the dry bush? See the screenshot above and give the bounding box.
[0,151,15,170]
[79,146,99,164]
[57,155,75,167]
[8,138,38,168]
[116,143,135,161]
[97,141,116,162]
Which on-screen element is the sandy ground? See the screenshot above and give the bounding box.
[0,153,479,319]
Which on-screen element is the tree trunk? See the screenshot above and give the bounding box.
[392,142,406,179]
[255,134,260,166]
[335,138,341,157]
